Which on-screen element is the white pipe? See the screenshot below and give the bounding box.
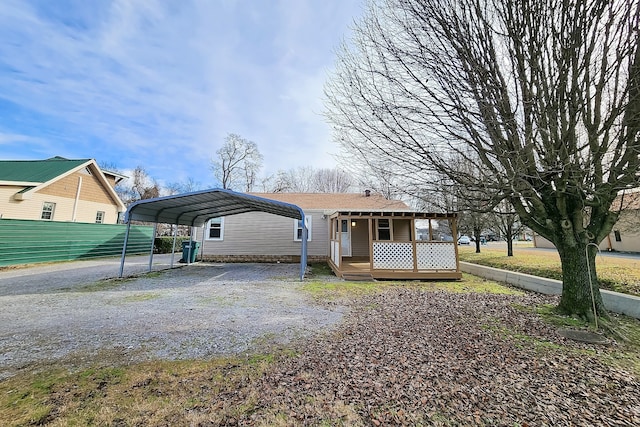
[72,176,82,222]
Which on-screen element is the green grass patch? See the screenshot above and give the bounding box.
[0,354,280,426]
[458,246,640,296]
[307,262,335,277]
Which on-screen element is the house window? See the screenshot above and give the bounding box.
[377,218,391,240]
[95,211,105,224]
[41,202,56,220]
[294,217,312,241]
[614,230,622,242]
[207,217,224,240]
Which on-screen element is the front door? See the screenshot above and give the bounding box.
[341,219,352,257]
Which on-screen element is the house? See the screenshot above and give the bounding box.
[534,191,640,253]
[194,191,462,280]
[0,156,126,224]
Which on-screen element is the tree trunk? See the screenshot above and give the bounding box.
[474,227,481,253]
[506,238,513,257]
[555,240,607,320]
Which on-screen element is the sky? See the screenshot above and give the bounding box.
[0,0,363,189]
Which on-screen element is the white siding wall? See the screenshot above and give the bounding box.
[196,210,329,257]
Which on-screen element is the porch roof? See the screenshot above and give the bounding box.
[329,211,457,219]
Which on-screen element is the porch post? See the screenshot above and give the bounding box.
[411,217,418,272]
[368,217,374,271]
[451,215,461,272]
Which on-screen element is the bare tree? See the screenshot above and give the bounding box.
[312,168,354,193]
[325,0,640,319]
[262,166,355,193]
[491,200,523,257]
[211,134,263,191]
[165,177,204,195]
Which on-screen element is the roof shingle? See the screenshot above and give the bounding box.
[249,192,410,211]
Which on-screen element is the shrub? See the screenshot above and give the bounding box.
[154,237,190,254]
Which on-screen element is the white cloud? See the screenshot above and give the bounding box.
[0,0,362,184]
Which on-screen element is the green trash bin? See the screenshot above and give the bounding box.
[180,241,200,263]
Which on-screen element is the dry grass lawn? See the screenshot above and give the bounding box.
[458,245,640,296]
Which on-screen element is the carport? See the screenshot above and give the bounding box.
[119,189,308,280]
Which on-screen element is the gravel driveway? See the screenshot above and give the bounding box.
[0,262,345,379]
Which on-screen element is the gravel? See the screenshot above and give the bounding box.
[0,262,345,379]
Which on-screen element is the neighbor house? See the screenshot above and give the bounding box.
[194,191,461,280]
[533,190,640,253]
[0,156,126,224]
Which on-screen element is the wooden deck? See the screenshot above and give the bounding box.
[331,258,462,281]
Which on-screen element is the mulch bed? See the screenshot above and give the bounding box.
[242,288,639,426]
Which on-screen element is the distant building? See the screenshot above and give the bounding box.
[0,156,126,224]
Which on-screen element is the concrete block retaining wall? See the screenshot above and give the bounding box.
[460,262,640,320]
[201,255,327,264]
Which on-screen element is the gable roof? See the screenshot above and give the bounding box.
[0,156,126,211]
[0,156,89,185]
[248,192,410,211]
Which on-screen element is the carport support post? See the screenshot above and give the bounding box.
[170,223,178,268]
[148,223,157,272]
[300,212,308,281]
[199,225,205,262]
[118,221,132,278]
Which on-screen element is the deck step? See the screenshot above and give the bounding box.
[342,273,374,281]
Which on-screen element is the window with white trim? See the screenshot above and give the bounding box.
[41,202,56,220]
[294,216,312,241]
[377,218,391,240]
[206,217,224,240]
[95,211,105,224]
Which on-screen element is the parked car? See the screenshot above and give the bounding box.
[457,235,471,245]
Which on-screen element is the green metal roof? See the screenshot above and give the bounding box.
[0,157,90,183]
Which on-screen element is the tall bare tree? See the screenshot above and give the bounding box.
[211,133,263,191]
[262,166,354,193]
[325,0,640,319]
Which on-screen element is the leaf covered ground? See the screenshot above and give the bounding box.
[3,282,639,426]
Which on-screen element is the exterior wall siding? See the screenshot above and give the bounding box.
[393,219,411,241]
[350,219,370,257]
[196,210,329,257]
[0,171,121,224]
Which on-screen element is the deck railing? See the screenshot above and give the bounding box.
[373,241,457,271]
[330,239,458,272]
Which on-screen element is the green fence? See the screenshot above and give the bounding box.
[0,219,154,267]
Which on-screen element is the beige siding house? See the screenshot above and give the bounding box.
[195,192,462,280]
[534,192,640,253]
[0,157,126,224]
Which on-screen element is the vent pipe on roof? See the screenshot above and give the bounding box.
[364,189,371,197]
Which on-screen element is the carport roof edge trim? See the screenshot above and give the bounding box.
[124,188,304,227]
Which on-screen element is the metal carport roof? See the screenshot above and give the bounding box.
[119,189,308,279]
